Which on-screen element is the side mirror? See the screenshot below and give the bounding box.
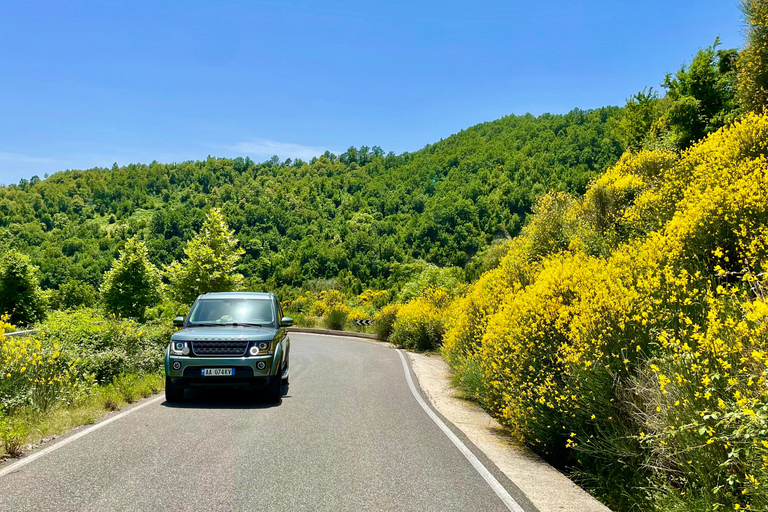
[280,317,294,327]
[173,316,185,327]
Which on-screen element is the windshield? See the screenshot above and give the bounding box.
[188,298,275,325]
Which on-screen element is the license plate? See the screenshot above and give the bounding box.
[201,368,234,377]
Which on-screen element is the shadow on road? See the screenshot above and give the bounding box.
[161,384,291,409]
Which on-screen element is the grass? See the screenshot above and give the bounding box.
[0,373,163,460]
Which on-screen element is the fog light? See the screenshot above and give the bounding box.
[256,361,266,370]
[172,361,181,370]
[249,346,259,356]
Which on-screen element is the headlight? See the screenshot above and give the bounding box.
[258,342,268,350]
[171,342,190,355]
[249,346,259,356]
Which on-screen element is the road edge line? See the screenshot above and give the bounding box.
[395,349,526,512]
[0,394,164,478]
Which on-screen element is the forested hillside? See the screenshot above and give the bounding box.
[0,108,623,298]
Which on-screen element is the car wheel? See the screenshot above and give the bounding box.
[165,376,184,402]
[265,375,282,403]
[281,358,289,385]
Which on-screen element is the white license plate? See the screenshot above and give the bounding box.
[201,368,234,377]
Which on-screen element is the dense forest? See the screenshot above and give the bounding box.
[0,108,624,299]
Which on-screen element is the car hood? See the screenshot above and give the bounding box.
[171,325,279,342]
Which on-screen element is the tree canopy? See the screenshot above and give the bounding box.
[0,108,625,301]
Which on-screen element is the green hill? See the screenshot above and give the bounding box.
[0,107,624,296]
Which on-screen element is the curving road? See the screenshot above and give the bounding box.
[0,333,536,512]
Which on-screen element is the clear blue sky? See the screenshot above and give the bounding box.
[0,0,744,184]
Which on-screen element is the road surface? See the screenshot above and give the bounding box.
[0,333,536,512]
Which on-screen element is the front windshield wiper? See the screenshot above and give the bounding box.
[189,323,222,327]
[226,322,267,327]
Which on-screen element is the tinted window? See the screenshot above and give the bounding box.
[188,299,275,325]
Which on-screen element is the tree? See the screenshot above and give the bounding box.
[0,250,46,326]
[618,88,663,151]
[50,280,96,310]
[661,40,739,147]
[165,208,244,304]
[100,236,162,319]
[738,0,768,112]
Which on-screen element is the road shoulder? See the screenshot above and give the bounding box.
[407,351,611,512]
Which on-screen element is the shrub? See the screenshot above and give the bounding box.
[323,304,349,330]
[0,417,28,457]
[441,114,768,511]
[390,287,450,351]
[309,290,345,317]
[0,250,46,326]
[49,280,96,311]
[373,304,399,341]
[737,0,768,113]
[356,289,388,308]
[289,313,317,328]
[442,238,536,401]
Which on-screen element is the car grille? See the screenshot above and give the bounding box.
[191,341,249,356]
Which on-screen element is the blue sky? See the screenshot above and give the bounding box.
[0,0,744,184]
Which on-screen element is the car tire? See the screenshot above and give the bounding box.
[165,376,184,402]
[281,358,289,385]
[265,375,282,403]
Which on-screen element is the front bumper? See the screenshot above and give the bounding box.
[165,353,279,388]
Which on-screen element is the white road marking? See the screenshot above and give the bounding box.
[396,349,526,512]
[0,394,164,478]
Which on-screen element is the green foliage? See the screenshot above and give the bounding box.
[621,42,740,151]
[0,416,28,457]
[48,280,96,310]
[738,0,768,112]
[165,208,244,304]
[100,236,162,320]
[618,88,664,152]
[322,305,349,330]
[0,109,624,301]
[397,262,464,302]
[390,287,450,351]
[443,114,768,511]
[0,249,46,326]
[521,191,578,258]
[661,39,739,147]
[373,304,399,341]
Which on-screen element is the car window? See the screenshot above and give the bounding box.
[188,299,275,324]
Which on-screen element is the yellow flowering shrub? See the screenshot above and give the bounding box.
[0,314,90,412]
[391,287,450,351]
[287,291,317,313]
[356,289,388,307]
[0,310,173,414]
[442,239,536,400]
[322,303,350,330]
[373,304,399,341]
[347,307,369,323]
[309,290,345,316]
[442,114,768,511]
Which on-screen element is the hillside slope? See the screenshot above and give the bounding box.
[0,107,624,295]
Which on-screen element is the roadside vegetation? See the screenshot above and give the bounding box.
[381,4,768,509]
[0,2,766,510]
[0,312,170,458]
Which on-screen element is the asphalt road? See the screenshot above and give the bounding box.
[0,333,534,512]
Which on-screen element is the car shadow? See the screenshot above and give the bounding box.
[162,383,291,409]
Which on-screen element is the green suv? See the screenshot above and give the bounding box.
[164,292,292,403]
